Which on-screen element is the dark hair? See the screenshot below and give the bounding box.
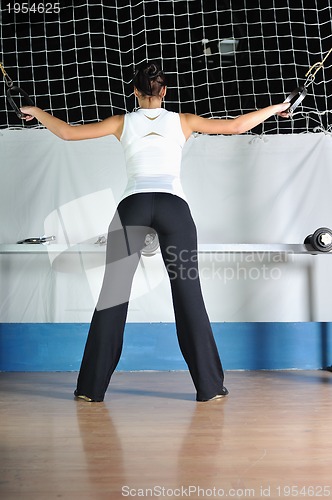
[133,63,167,97]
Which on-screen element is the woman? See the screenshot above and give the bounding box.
[21,63,289,402]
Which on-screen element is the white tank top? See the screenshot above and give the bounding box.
[119,108,187,201]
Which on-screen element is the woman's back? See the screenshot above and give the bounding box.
[120,107,187,201]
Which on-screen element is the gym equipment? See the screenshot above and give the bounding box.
[17,236,56,244]
[0,63,34,118]
[6,85,34,119]
[141,231,159,256]
[284,86,307,114]
[285,48,332,114]
[93,232,160,256]
[304,227,332,253]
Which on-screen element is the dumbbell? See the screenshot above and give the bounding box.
[141,231,160,256]
[304,227,332,252]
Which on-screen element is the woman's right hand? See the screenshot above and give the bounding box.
[275,102,291,118]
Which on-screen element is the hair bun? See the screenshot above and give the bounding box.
[133,62,166,97]
[147,64,160,79]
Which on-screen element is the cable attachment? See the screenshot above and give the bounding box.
[285,48,332,115]
[304,48,332,87]
[0,62,34,119]
[0,62,14,88]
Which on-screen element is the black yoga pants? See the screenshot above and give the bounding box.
[76,193,225,401]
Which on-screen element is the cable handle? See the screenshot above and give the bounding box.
[6,86,34,118]
[1,63,35,118]
[284,86,307,114]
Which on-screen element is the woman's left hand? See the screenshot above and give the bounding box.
[20,106,37,121]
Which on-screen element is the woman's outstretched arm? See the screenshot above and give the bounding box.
[20,106,124,141]
[180,102,290,139]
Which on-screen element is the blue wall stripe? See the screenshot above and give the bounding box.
[0,322,332,372]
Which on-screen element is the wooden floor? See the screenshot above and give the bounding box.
[0,371,332,500]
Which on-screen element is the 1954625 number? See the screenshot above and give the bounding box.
[6,3,60,14]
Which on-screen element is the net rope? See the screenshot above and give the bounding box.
[0,0,331,134]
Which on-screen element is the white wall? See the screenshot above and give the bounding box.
[1,128,332,322]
